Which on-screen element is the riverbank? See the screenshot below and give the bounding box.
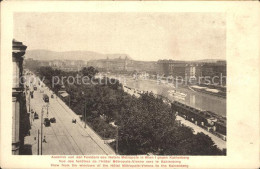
[116,76,226,117]
[122,85,226,150]
[188,85,226,98]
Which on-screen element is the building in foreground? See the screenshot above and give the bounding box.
[12,39,27,154]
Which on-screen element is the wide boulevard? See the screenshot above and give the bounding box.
[23,74,115,155]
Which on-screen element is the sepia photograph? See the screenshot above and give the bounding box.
[13,12,227,156]
[1,1,259,168]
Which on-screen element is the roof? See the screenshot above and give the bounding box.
[12,39,27,58]
[12,39,27,52]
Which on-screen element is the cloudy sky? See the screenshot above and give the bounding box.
[14,12,226,61]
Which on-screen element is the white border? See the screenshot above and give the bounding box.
[1,1,259,168]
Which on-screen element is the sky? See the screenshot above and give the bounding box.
[14,12,226,61]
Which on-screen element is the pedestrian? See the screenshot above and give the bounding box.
[43,136,47,143]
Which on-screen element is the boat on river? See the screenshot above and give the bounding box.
[168,90,187,100]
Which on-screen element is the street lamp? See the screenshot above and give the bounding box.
[46,103,49,117]
[28,91,31,112]
[116,125,119,154]
[37,129,40,155]
[41,107,44,155]
[82,92,87,128]
[40,104,48,155]
[68,94,71,107]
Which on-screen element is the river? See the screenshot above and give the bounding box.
[120,77,226,117]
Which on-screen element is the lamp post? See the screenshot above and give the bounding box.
[82,92,87,128]
[40,105,48,155]
[41,107,43,155]
[28,92,31,112]
[37,129,40,155]
[116,125,118,154]
[84,98,87,128]
[69,94,71,107]
[46,104,49,117]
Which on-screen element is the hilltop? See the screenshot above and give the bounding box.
[25,49,132,61]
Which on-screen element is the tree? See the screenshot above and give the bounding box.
[81,66,98,79]
[117,93,176,155]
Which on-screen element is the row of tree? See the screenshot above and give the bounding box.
[33,66,226,155]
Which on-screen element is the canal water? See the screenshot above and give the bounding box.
[123,78,226,117]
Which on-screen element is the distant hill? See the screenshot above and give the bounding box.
[194,59,226,63]
[25,50,132,61]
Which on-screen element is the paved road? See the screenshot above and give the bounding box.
[24,75,115,155]
[176,116,226,150]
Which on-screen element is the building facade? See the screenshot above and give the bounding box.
[48,60,86,71]
[87,56,158,73]
[201,61,227,86]
[157,59,226,85]
[24,59,88,72]
[12,39,27,154]
[157,60,203,79]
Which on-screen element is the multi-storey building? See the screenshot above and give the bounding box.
[157,59,226,85]
[35,59,86,72]
[157,60,203,78]
[87,56,158,73]
[126,60,158,73]
[12,39,27,154]
[87,56,128,72]
[201,61,226,85]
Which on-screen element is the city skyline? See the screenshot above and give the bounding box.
[14,12,226,61]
